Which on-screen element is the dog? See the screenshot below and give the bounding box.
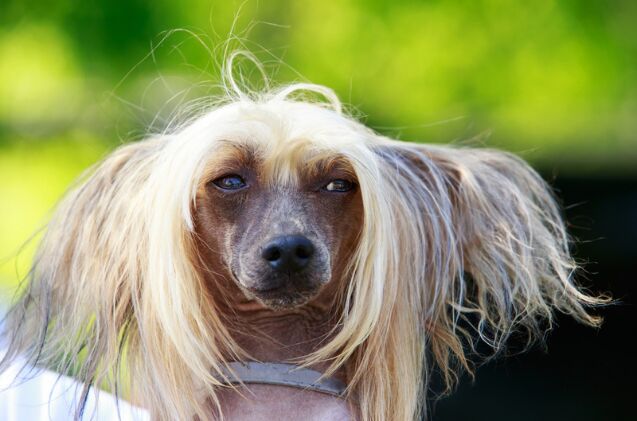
[0,75,605,420]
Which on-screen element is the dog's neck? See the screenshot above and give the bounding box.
[211,298,354,420]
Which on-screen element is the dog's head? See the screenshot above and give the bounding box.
[194,139,363,309]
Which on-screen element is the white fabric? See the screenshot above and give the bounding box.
[0,306,147,420]
[0,355,149,421]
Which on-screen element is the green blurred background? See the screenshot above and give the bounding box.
[1,1,635,419]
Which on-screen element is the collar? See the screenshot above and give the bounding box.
[218,362,347,397]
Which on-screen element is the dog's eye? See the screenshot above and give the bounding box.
[323,179,354,192]
[212,174,247,190]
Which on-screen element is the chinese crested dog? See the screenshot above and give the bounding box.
[0,76,604,420]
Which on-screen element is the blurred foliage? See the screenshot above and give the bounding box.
[1,0,636,288]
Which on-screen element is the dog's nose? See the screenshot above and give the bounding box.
[261,235,315,273]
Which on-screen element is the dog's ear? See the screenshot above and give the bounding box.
[0,140,161,396]
[372,141,605,388]
[0,136,237,419]
[315,141,606,420]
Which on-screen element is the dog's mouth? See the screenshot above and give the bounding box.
[251,287,318,309]
[234,272,322,309]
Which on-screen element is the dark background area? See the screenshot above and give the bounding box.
[435,175,637,421]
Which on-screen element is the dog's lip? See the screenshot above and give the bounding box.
[247,282,314,296]
[251,287,318,309]
[246,280,320,304]
[230,268,323,306]
[246,284,285,293]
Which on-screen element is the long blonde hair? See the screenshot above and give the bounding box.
[1,74,606,420]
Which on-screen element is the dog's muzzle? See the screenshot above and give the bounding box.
[236,234,327,308]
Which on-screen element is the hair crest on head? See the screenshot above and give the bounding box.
[222,50,342,113]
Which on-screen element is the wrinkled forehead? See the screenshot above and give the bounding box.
[203,138,357,186]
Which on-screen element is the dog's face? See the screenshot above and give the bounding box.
[195,142,363,309]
